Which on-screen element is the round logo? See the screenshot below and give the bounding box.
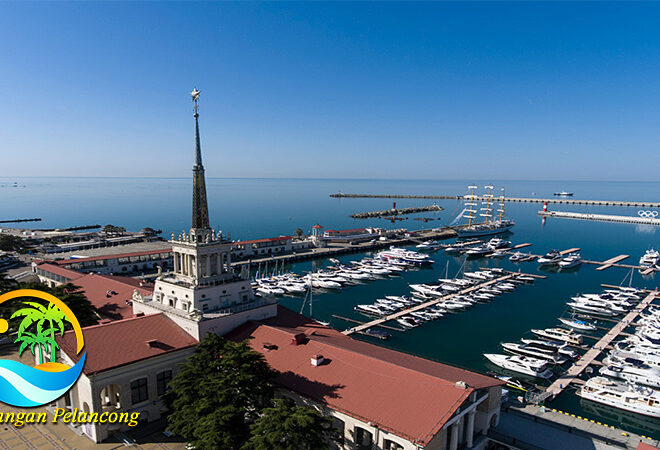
[0,289,86,407]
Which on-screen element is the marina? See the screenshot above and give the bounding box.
[542,290,658,400]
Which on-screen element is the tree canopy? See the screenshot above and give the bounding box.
[165,333,278,449]
[244,398,338,450]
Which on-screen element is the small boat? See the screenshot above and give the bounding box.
[464,245,493,257]
[362,328,391,340]
[553,190,574,196]
[396,316,419,328]
[484,353,553,378]
[559,317,597,332]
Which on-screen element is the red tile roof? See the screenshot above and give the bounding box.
[226,306,502,445]
[637,444,659,450]
[35,263,85,281]
[58,313,198,375]
[312,224,324,229]
[71,273,153,321]
[233,236,292,245]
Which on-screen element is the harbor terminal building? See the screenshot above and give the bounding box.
[51,91,504,449]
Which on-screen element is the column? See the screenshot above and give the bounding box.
[466,411,475,448]
[173,252,179,273]
[217,253,222,274]
[449,422,458,450]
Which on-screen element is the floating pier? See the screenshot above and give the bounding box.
[539,210,660,225]
[331,193,660,208]
[541,290,658,401]
[350,204,442,219]
[343,271,545,336]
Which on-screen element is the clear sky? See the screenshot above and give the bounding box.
[1,2,659,180]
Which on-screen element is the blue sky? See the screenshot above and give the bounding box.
[1,2,659,180]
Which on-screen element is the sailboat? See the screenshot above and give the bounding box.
[456,185,515,237]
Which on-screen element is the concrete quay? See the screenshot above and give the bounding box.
[330,193,660,208]
[231,227,458,268]
[540,210,660,225]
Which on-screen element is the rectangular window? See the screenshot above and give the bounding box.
[355,427,372,450]
[384,440,404,450]
[157,370,173,396]
[130,378,148,404]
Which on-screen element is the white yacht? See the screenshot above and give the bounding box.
[559,317,597,332]
[567,302,617,317]
[501,342,567,364]
[531,327,583,345]
[639,249,660,267]
[520,339,578,359]
[600,358,660,389]
[484,354,553,378]
[537,250,563,265]
[559,253,582,269]
[577,377,660,418]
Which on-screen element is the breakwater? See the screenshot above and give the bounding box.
[330,193,660,207]
[350,205,442,219]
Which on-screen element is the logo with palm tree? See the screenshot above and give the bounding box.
[12,301,71,365]
[0,289,86,407]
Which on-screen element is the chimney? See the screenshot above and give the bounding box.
[291,333,307,346]
[311,354,324,366]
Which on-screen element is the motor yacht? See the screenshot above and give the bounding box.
[639,249,660,267]
[487,238,511,249]
[483,354,553,378]
[538,250,563,265]
[465,245,493,257]
[531,327,583,345]
[501,342,567,364]
[567,302,617,317]
[600,358,660,389]
[559,253,582,269]
[520,339,578,359]
[577,377,660,418]
[558,317,597,332]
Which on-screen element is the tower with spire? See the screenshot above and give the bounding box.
[132,89,277,340]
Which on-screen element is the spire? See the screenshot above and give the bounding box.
[191,88,210,230]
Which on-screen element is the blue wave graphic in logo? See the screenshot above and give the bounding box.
[0,353,86,407]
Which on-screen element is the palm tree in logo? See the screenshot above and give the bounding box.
[11,302,70,364]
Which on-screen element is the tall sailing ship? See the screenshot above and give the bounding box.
[456,185,515,237]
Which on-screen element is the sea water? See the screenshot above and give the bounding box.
[1,177,659,438]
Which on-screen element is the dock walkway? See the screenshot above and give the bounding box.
[543,291,657,400]
[343,272,531,336]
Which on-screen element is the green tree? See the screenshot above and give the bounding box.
[294,228,303,239]
[11,301,70,363]
[165,333,278,449]
[243,398,338,450]
[101,224,126,236]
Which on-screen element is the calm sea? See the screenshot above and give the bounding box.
[2,177,659,438]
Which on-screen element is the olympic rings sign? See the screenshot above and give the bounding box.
[638,210,659,218]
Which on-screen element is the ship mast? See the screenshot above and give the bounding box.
[497,187,506,221]
[464,185,478,228]
[480,184,494,224]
